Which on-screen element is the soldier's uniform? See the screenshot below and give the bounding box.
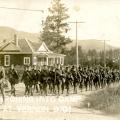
[93,71,100,90]
[31,68,39,94]
[78,68,83,92]
[0,66,5,103]
[21,67,31,96]
[65,67,73,95]
[88,70,94,91]
[40,65,49,96]
[60,67,66,94]
[71,66,78,94]
[107,71,112,87]
[8,66,19,96]
[55,67,62,95]
[46,67,52,94]
[49,67,56,94]
[83,71,89,91]
[101,70,106,88]
[38,69,43,95]
[115,71,119,83]
[112,71,116,84]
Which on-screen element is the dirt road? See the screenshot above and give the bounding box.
[0,83,119,120]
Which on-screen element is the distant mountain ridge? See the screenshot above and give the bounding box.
[0,26,40,43]
[0,26,116,51]
[67,39,115,51]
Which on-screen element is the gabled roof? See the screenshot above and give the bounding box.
[28,40,42,52]
[29,40,53,53]
[0,39,33,53]
[0,42,20,52]
[37,42,53,53]
[0,41,7,48]
[18,39,33,52]
[0,38,65,57]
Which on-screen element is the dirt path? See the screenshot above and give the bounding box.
[0,83,119,120]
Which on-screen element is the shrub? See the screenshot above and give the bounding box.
[83,85,120,114]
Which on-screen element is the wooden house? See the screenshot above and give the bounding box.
[0,35,65,67]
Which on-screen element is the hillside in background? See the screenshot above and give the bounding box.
[0,26,116,51]
[0,26,40,43]
[66,39,115,51]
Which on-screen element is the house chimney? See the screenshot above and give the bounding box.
[3,39,6,43]
[14,34,18,47]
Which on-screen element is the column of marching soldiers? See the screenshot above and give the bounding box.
[4,64,120,96]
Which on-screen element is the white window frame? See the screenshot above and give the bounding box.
[4,55,10,66]
[24,57,30,65]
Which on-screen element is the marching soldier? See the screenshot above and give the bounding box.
[55,64,62,95]
[60,66,66,94]
[31,65,39,94]
[83,68,89,91]
[0,66,6,103]
[27,66,34,96]
[101,69,106,88]
[21,66,31,96]
[107,70,112,87]
[49,66,56,94]
[65,66,73,95]
[78,66,83,92]
[8,64,19,96]
[37,67,43,95]
[112,70,116,85]
[47,66,53,94]
[93,70,100,90]
[89,69,94,91]
[40,65,49,96]
[71,66,78,94]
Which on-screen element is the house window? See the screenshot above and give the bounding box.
[38,57,46,66]
[4,55,10,66]
[48,58,53,66]
[24,57,30,65]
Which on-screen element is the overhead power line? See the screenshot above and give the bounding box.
[0,6,44,12]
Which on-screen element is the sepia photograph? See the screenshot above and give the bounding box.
[0,0,120,120]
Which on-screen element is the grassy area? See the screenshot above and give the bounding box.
[83,85,120,114]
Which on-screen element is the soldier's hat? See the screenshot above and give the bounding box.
[66,66,69,69]
[23,65,29,70]
[32,64,37,68]
[24,65,27,67]
[43,64,47,67]
[72,65,75,69]
[78,65,81,69]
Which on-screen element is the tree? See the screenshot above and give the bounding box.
[41,0,71,53]
[65,45,84,65]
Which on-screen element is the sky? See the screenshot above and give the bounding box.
[0,0,120,47]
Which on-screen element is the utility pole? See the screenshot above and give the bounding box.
[100,39,110,69]
[94,39,110,69]
[104,39,106,69]
[103,40,111,69]
[69,21,84,69]
[119,50,120,70]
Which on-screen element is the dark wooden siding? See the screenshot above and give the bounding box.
[10,54,32,66]
[0,54,32,66]
[0,54,4,65]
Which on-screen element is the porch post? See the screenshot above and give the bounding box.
[33,55,37,65]
[53,57,55,65]
[60,57,61,65]
[46,57,48,65]
[62,57,64,65]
